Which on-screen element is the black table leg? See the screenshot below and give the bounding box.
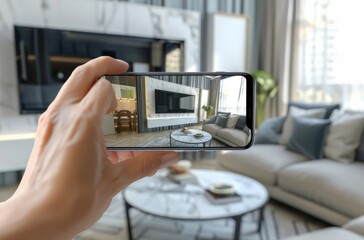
[257,207,267,240]
[233,215,242,240]
[124,201,133,240]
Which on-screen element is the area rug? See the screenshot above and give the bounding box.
[75,193,329,240]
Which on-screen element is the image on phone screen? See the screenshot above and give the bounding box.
[102,73,255,150]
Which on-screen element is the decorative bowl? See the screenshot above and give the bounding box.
[194,133,204,138]
[208,183,235,195]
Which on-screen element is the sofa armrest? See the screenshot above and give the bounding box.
[255,116,285,144]
[344,215,364,237]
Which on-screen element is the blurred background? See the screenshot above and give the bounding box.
[0,0,363,183]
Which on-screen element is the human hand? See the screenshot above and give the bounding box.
[0,57,178,240]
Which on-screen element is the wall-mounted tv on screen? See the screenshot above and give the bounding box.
[155,89,195,113]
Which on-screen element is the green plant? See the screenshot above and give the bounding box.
[202,105,214,119]
[252,70,278,127]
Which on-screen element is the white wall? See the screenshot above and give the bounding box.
[0,0,200,171]
[145,77,199,128]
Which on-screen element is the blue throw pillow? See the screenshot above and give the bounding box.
[216,115,229,128]
[235,115,247,131]
[204,116,217,124]
[255,116,285,144]
[286,117,331,159]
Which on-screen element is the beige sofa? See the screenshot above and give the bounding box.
[202,123,250,147]
[217,145,364,226]
[283,215,364,240]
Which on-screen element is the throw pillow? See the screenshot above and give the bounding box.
[288,102,341,119]
[204,116,217,124]
[255,116,285,144]
[243,125,250,135]
[235,115,247,131]
[226,115,240,128]
[324,110,364,163]
[215,112,230,124]
[286,117,331,160]
[356,130,364,162]
[215,115,229,128]
[280,106,327,145]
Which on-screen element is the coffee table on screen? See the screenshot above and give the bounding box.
[169,129,212,147]
[123,169,269,240]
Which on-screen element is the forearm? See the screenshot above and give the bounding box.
[0,191,74,240]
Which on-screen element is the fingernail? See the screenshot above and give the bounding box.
[161,152,179,167]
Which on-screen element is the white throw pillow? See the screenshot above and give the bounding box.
[324,110,364,162]
[226,115,240,128]
[279,106,326,145]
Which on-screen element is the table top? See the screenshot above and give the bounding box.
[170,129,212,144]
[123,169,269,220]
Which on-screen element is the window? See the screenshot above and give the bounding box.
[295,0,364,110]
[218,76,246,114]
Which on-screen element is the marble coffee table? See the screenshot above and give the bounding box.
[169,129,212,147]
[123,169,269,240]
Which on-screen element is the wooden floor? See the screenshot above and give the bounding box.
[105,126,228,148]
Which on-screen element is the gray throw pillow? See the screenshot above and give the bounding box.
[235,116,247,131]
[356,130,364,162]
[215,115,228,128]
[286,117,331,160]
[280,106,327,145]
[255,116,285,144]
[204,116,217,124]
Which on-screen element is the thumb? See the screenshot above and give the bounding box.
[107,151,178,189]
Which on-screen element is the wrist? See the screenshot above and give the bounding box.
[0,190,74,240]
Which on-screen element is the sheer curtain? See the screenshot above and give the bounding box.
[293,0,364,110]
[218,76,246,115]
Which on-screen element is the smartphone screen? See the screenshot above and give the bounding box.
[102,73,255,150]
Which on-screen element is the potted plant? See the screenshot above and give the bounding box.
[202,105,214,119]
[252,70,278,127]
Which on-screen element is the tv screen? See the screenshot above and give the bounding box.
[155,89,195,113]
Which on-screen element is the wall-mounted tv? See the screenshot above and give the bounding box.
[155,89,195,113]
[14,25,184,114]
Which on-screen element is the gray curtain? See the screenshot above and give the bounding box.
[208,77,220,115]
[257,0,300,117]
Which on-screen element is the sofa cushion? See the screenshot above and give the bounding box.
[282,228,364,240]
[324,110,364,163]
[217,145,308,186]
[278,160,364,218]
[255,116,285,144]
[286,117,331,159]
[288,102,341,119]
[280,106,327,145]
[216,128,248,146]
[344,215,364,237]
[202,124,221,136]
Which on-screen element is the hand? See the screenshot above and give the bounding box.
[0,57,178,240]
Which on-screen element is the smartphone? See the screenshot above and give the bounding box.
[101,72,255,150]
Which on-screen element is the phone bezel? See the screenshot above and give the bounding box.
[104,72,255,151]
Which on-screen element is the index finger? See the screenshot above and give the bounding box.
[55,56,129,103]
